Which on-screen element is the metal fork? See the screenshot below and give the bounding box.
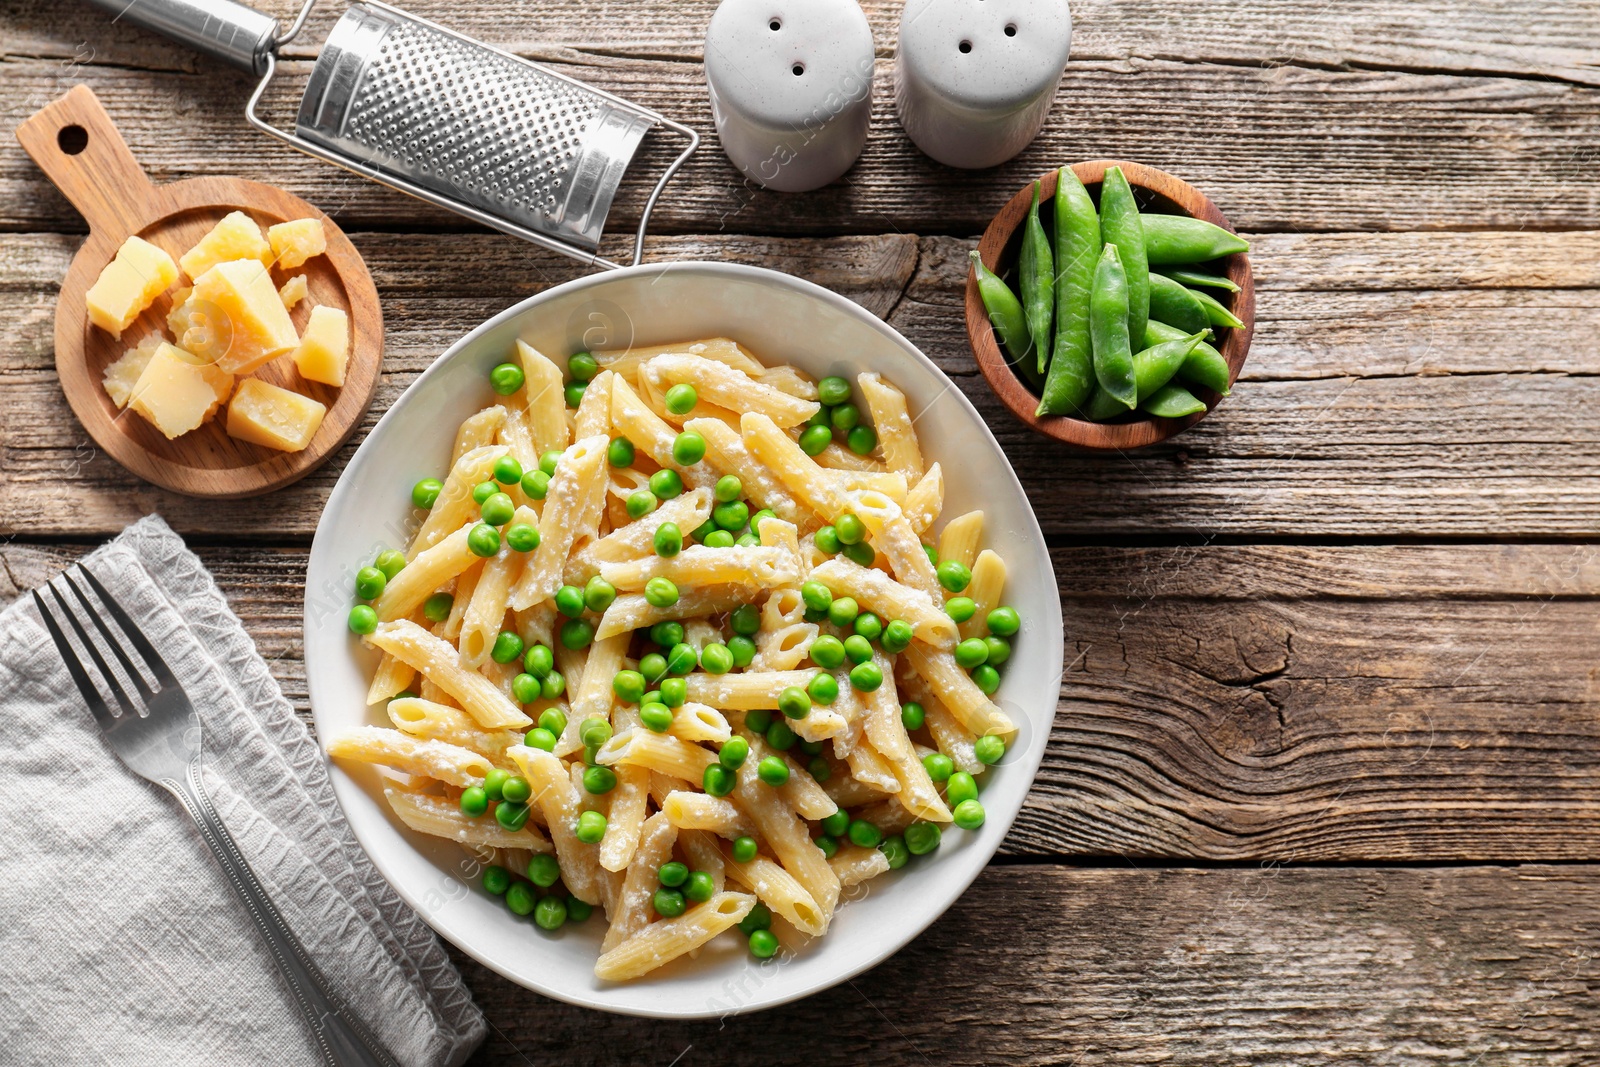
[33,564,400,1067]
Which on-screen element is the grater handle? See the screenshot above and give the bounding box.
[79,0,283,74]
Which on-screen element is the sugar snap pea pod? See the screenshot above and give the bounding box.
[1157,267,1240,293]
[1097,166,1148,351]
[1146,320,1232,396]
[970,250,1034,369]
[1019,182,1055,374]
[1082,330,1209,420]
[1142,215,1250,264]
[1142,382,1208,418]
[1089,244,1137,410]
[1038,167,1100,417]
[1188,285,1246,329]
[1147,272,1210,334]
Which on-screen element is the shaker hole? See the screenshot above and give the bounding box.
[792,62,805,75]
[958,39,972,53]
[1004,23,1017,35]
[769,18,781,30]
[57,125,88,155]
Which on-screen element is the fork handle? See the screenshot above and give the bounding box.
[164,762,401,1067]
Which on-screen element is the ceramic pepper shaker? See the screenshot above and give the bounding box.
[895,0,1073,169]
[704,0,876,192]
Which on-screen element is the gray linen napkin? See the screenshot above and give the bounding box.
[0,515,486,1066]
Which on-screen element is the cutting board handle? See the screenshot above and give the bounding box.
[14,85,157,238]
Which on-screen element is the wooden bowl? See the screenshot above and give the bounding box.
[966,160,1254,450]
[14,86,384,498]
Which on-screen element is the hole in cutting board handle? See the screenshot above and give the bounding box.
[57,125,88,155]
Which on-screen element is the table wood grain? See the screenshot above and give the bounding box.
[3,0,1598,1061]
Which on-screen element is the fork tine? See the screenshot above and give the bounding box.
[78,565,178,691]
[61,570,155,702]
[47,583,142,718]
[32,589,117,729]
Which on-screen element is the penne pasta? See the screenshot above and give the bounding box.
[595,584,752,641]
[384,788,552,852]
[602,811,676,952]
[861,651,951,822]
[598,764,650,873]
[684,670,816,711]
[386,697,524,766]
[722,848,826,936]
[960,549,1008,641]
[459,504,535,666]
[740,411,849,520]
[508,745,605,905]
[573,368,613,440]
[807,557,958,650]
[903,463,943,535]
[377,522,482,622]
[667,702,733,744]
[409,445,507,558]
[902,642,1017,740]
[682,417,805,527]
[732,763,840,926]
[599,545,799,593]
[367,620,531,730]
[515,340,570,454]
[857,372,923,481]
[326,726,492,787]
[593,892,755,981]
[938,510,984,571]
[642,353,820,428]
[366,652,416,706]
[589,488,713,563]
[661,791,757,839]
[509,435,609,610]
[829,844,891,887]
[848,489,943,602]
[452,405,507,464]
[611,377,717,489]
[596,728,718,784]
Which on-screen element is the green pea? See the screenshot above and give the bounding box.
[583,576,617,614]
[945,597,977,623]
[938,560,973,594]
[775,686,810,720]
[972,664,1001,694]
[830,402,860,433]
[650,621,685,648]
[881,619,914,654]
[642,690,662,707]
[719,736,750,769]
[690,519,718,542]
[626,490,657,519]
[467,523,501,558]
[922,752,954,783]
[347,604,378,635]
[818,376,851,406]
[846,425,877,456]
[528,853,561,888]
[369,550,403,580]
[493,454,523,486]
[797,583,831,615]
[845,612,880,641]
[833,514,865,545]
[645,577,679,608]
[799,738,823,756]
[418,592,452,624]
[554,585,585,618]
[814,834,839,858]
[576,810,607,843]
[539,450,563,476]
[730,603,762,636]
[524,644,554,677]
[490,630,523,664]
[637,652,668,684]
[847,818,882,848]
[653,522,683,558]
[390,690,418,702]
[666,643,698,675]
[728,635,756,667]
[652,887,686,917]
[505,523,540,552]
[810,635,846,669]
[524,726,556,751]
[568,351,599,381]
[354,566,386,601]
[843,635,874,665]
[923,543,939,566]
[757,755,790,787]
[700,643,734,675]
[482,865,511,895]
[490,362,524,395]
[946,771,979,807]
[659,382,696,415]
[534,895,568,931]
[583,765,617,794]
[495,800,529,831]
[505,881,536,916]
[502,776,532,804]
[538,708,567,737]
[808,407,831,429]
[579,717,613,749]
[807,672,838,705]
[567,897,594,923]
[683,870,715,903]
[512,673,541,704]
[649,468,683,499]
[458,786,488,817]
[564,381,587,408]
[672,431,706,466]
[612,670,646,704]
[808,756,831,782]
[472,481,498,505]
[812,809,846,839]
[745,709,773,734]
[659,676,687,707]
[879,834,909,869]
[732,836,759,863]
[703,763,736,796]
[905,822,942,856]
[561,618,594,651]
[655,861,689,888]
[482,769,511,800]
[736,902,773,939]
[749,509,777,540]
[479,492,515,526]
[984,636,1011,667]
[840,541,874,568]
[986,605,1021,637]
[712,500,749,531]
[520,469,550,500]
[955,637,989,669]
[411,478,442,509]
[901,701,925,731]
[827,597,859,629]
[765,720,796,751]
[813,526,841,554]
[975,734,1007,765]
[798,425,832,456]
[640,703,674,732]
[952,799,986,830]
[748,928,779,958]
[608,436,636,468]
[703,529,734,548]
[541,670,566,699]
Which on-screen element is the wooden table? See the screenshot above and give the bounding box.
[5,1,1599,1061]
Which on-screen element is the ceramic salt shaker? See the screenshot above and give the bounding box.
[895,0,1073,169]
[704,0,876,192]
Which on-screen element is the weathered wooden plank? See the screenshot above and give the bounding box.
[1,53,1597,235]
[8,541,1598,862]
[10,0,1599,84]
[451,864,1600,1065]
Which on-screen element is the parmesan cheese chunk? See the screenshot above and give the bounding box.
[267,218,327,270]
[226,378,326,452]
[293,304,349,387]
[179,211,271,281]
[85,236,177,339]
[190,259,300,376]
[102,336,161,409]
[278,274,308,310]
[127,342,233,439]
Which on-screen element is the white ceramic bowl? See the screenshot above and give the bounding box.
[305,262,1062,1018]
